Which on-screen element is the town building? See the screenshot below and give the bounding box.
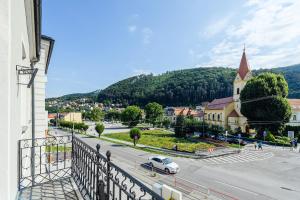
[287,99,300,126]
[205,48,300,133]
[165,107,203,123]
[59,112,83,123]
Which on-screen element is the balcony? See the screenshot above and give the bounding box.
[17,135,163,200]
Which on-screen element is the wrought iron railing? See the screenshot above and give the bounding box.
[18,135,72,190]
[18,135,163,200]
[72,136,163,200]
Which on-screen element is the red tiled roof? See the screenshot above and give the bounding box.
[288,99,300,110]
[206,97,234,110]
[238,50,250,80]
[228,109,240,117]
[48,113,56,119]
[191,111,204,118]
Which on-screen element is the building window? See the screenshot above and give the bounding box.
[237,88,240,95]
[293,115,297,121]
[212,114,215,121]
[208,114,211,120]
[217,114,220,121]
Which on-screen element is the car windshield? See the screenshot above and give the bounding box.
[162,158,172,164]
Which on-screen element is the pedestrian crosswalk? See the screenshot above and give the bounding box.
[199,150,273,165]
[261,145,300,152]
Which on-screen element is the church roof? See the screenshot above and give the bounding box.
[228,109,240,117]
[288,99,300,111]
[238,49,251,80]
[206,97,234,110]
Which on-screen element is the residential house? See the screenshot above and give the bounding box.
[165,107,203,123]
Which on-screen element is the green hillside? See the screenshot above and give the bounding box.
[97,64,300,106]
[48,64,300,107]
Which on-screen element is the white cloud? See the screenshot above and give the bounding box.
[202,15,232,38]
[142,27,153,44]
[202,0,300,69]
[128,25,137,33]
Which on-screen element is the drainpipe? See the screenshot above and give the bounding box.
[31,62,36,186]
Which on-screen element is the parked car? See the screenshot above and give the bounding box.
[140,127,150,130]
[227,138,247,145]
[148,156,180,174]
[217,135,226,141]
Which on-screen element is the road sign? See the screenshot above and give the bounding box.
[263,131,267,137]
[288,131,294,139]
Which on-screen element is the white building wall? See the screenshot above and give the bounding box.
[34,42,50,138]
[287,111,300,127]
[0,0,35,198]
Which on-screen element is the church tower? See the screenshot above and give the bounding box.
[233,47,252,116]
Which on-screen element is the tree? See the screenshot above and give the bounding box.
[95,123,105,137]
[90,108,104,122]
[105,109,121,121]
[240,73,292,134]
[121,106,142,127]
[144,102,164,127]
[174,115,185,137]
[162,118,171,129]
[129,128,141,146]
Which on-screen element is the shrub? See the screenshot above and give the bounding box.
[265,131,276,142]
[95,123,105,137]
[59,120,89,133]
[129,128,142,146]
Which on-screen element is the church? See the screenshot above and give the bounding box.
[204,48,300,133]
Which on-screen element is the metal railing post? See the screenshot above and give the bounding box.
[96,144,101,200]
[17,140,21,190]
[106,150,111,200]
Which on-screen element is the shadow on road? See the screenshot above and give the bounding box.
[111,144,126,147]
[140,163,169,175]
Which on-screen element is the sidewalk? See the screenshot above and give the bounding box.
[101,136,239,159]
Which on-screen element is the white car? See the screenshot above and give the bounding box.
[148,156,180,174]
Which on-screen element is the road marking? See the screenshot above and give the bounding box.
[215,180,259,196]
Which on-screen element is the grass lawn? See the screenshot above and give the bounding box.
[45,145,72,152]
[105,130,214,153]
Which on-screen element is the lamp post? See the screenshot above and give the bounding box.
[72,112,75,134]
[202,113,207,137]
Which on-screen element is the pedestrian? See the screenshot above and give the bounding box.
[254,142,257,150]
[258,141,263,150]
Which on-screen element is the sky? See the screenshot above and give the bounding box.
[43,0,300,98]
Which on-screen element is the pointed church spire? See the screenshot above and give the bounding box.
[238,45,250,80]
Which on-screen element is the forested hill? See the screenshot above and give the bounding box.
[97,64,300,106]
[49,64,300,107]
[97,67,236,106]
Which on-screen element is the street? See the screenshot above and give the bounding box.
[52,128,300,200]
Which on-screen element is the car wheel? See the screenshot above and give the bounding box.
[165,168,170,174]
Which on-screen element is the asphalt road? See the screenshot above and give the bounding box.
[51,128,300,200]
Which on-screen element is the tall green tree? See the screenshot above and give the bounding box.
[144,102,164,127]
[105,109,121,121]
[240,73,292,134]
[89,108,104,122]
[174,115,185,137]
[121,106,142,127]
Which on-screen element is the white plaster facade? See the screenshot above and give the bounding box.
[0,0,52,198]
